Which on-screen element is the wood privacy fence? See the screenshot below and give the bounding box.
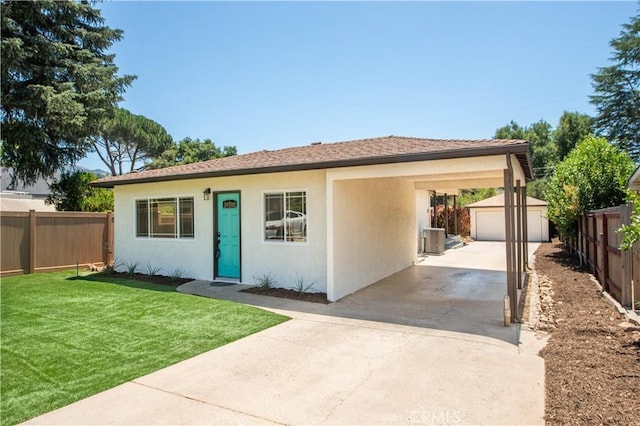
[576,204,639,309]
[1,210,113,277]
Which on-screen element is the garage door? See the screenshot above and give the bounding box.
[475,210,545,242]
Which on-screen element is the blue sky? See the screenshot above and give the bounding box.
[80,1,638,171]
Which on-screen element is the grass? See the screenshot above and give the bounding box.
[0,271,289,425]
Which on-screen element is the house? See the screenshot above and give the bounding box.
[93,135,533,302]
[629,164,640,191]
[1,168,56,212]
[467,193,549,242]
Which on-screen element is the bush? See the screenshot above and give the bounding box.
[546,136,634,238]
[435,205,470,237]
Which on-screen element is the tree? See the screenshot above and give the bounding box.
[90,108,173,175]
[495,119,556,178]
[456,188,498,207]
[545,136,634,238]
[553,111,593,161]
[1,0,135,185]
[47,170,113,212]
[146,137,237,169]
[590,11,640,161]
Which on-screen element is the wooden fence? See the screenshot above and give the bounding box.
[1,210,113,277]
[576,204,639,309]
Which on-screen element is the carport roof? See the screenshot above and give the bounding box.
[92,135,533,188]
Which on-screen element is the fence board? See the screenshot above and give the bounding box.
[1,210,113,277]
[579,205,635,308]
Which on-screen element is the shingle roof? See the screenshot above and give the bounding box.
[466,193,547,208]
[92,135,532,187]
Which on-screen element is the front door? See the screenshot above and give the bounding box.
[215,192,240,279]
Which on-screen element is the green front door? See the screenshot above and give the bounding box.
[216,192,240,279]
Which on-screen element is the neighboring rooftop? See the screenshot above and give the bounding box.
[466,193,547,208]
[93,135,532,188]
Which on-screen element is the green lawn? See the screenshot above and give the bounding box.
[0,271,288,425]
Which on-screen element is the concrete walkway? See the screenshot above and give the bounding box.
[25,242,546,425]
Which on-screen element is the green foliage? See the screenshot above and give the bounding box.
[590,11,640,161]
[147,137,237,169]
[145,263,162,277]
[545,136,634,238]
[168,267,185,283]
[46,170,114,212]
[456,188,498,207]
[619,190,640,251]
[253,272,277,290]
[526,178,549,201]
[0,271,287,425]
[292,275,317,294]
[125,261,139,277]
[553,111,593,161]
[90,108,173,175]
[494,119,557,178]
[1,0,135,185]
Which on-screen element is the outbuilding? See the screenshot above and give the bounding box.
[467,193,549,242]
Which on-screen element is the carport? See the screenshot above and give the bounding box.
[326,142,533,323]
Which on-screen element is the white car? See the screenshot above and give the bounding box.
[265,210,306,239]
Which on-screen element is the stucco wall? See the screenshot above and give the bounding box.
[330,177,417,300]
[113,170,327,291]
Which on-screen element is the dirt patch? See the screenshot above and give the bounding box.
[241,287,329,304]
[100,271,192,287]
[534,242,640,425]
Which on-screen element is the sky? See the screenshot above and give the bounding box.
[79,0,638,172]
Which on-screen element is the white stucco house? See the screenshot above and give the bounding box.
[93,135,533,302]
[467,193,549,242]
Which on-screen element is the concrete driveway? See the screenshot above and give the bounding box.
[25,242,545,425]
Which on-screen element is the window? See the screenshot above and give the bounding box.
[264,191,307,242]
[136,197,194,239]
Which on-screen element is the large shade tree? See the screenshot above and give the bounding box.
[590,10,640,161]
[90,108,173,175]
[147,137,237,169]
[1,0,135,184]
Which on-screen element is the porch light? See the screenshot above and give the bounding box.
[203,188,211,200]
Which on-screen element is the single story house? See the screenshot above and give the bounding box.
[467,193,549,242]
[93,135,533,302]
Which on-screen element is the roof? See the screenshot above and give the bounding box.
[466,193,547,208]
[629,165,640,191]
[92,135,532,188]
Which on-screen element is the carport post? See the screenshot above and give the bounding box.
[444,193,449,237]
[504,168,518,323]
[453,195,458,235]
[522,186,529,268]
[516,180,522,290]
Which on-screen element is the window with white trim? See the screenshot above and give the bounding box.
[264,191,307,242]
[136,197,194,238]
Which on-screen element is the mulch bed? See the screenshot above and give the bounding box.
[241,286,329,304]
[100,271,192,287]
[534,242,640,425]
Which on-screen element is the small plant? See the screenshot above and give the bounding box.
[124,261,139,278]
[253,272,277,291]
[292,275,317,294]
[104,258,123,274]
[145,263,162,277]
[168,267,185,283]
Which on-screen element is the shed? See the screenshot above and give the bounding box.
[467,193,549,242]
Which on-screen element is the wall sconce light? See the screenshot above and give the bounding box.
[203,187,211,201]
